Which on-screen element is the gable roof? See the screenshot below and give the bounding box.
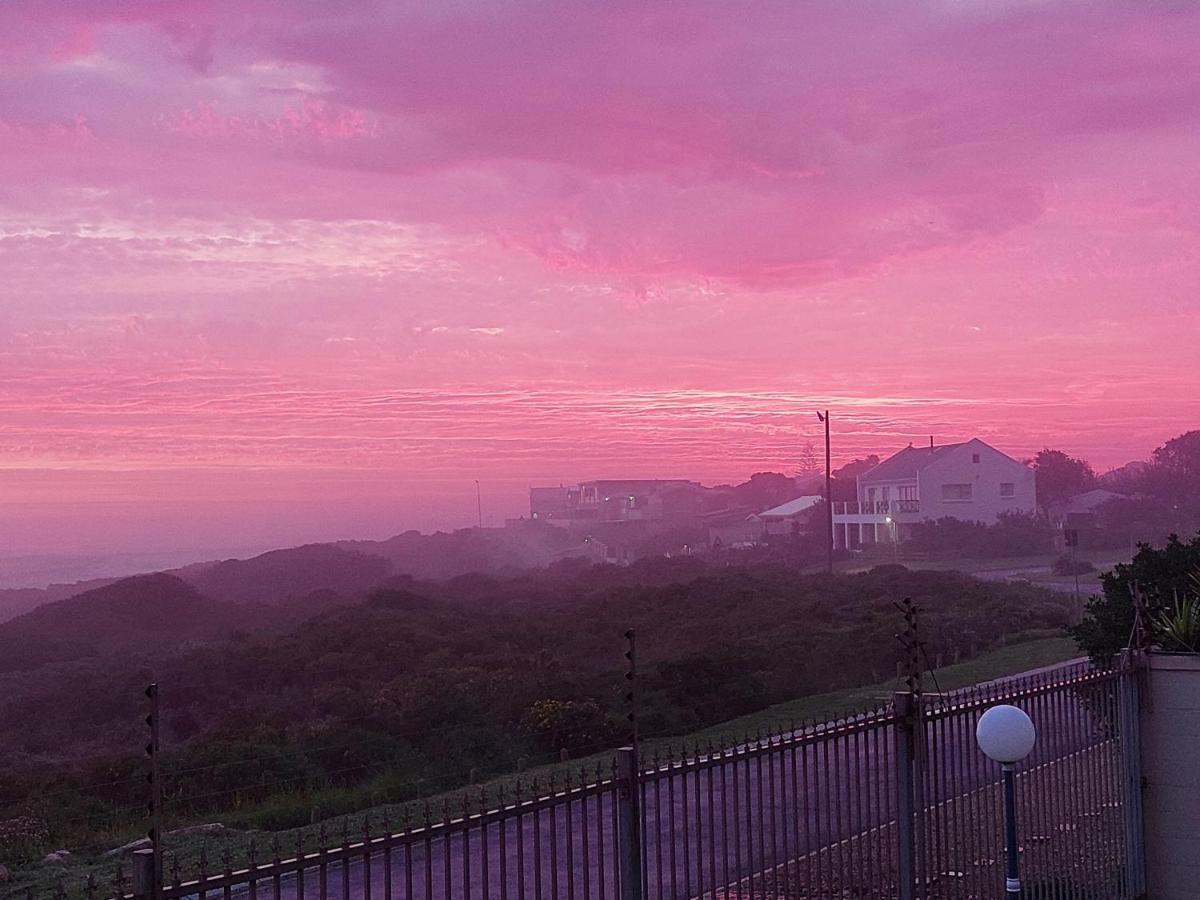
[754,495,824,519]
[1065,489,1125,514]
[859,443,965,482]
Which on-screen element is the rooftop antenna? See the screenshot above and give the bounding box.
[929,435,934,449]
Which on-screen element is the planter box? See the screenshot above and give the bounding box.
[1142,651,1200,899]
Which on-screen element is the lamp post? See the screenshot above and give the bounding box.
[976,705,1037,898]
[815,410,832,573]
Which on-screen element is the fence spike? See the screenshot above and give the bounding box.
[271,835,281,864]
[199,844,209,878]
[363,811,372,841]
[247,837,258,867]
[222,846,232,875]
[442,798,452,823]
[170,852,181,886]
[318,822,328,848]
[422,799,432,826]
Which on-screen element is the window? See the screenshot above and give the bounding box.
[1000,482,1015,498]
[972,453,981,463]
[941,483,973,502]
[898,486,917,501]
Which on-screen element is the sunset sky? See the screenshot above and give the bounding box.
[3,1,1200,558]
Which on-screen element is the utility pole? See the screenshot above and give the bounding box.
[475,480,483,530]
[817,409,833,573]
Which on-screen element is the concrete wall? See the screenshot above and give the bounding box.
[1142,652,1200,899]
[917,438,1036,524]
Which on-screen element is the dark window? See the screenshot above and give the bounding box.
[972,453,981,463]
[941,483,973,501]
[1000,482,1015,498]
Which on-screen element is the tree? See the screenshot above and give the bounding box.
[1031,449,1096,515]
[796,441,820,477]
[733,472,799,510]
[1148,430,1200,508]
[830,455,880,501]
[1069,533,1200,664]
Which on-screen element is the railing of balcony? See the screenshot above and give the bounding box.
[833,500,921,516]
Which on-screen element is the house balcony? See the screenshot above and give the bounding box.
[832,499,920,517]
[831,499,921,549]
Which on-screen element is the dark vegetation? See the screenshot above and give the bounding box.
[0,556,1074,866]
[904,512,1054,558]
[1079,430,1200,549]
[1071,532,1200,663]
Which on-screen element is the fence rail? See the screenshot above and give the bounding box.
[17,659,1144,900]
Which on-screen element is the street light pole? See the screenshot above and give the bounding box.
[816,409,832,573]
[1002,763,1020,898]
[976,704,1037,900]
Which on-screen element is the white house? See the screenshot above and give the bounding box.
[832,439,1036,549]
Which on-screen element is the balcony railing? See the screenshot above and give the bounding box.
[833,499,920,516]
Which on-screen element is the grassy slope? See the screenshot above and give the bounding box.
[11,634,1079,898]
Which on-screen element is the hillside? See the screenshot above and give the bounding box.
[336,524,577,579]
[0,561,1075,859]
[177,544,393,605]
[0,573,246,673]
[0,577,119,625]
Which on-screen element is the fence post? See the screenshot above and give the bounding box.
[144,683,163,900]
[1120,655,1147,896]
[616,746,645,900]
[894,691,917,900]
[131,849,155,900]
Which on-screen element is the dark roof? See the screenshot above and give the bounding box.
[860,443,965,482]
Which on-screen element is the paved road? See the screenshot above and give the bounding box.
[218,659,1109,900]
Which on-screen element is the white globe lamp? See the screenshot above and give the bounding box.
[976,704,1036,898]
[976,704,1036,764]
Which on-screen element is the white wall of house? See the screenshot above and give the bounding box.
[916,439,1035,523]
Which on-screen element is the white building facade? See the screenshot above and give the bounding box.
[832,439,1036,549]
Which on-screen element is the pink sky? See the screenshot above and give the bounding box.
[2,1,1200,557]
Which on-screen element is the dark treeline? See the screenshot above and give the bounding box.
[0,558,1072,860]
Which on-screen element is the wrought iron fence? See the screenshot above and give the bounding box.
[15,660,1144,900]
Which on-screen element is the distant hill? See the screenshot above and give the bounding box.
[338,524,575,580]
[178,544,393,605]
[0,573,247,673]
[0,577,120,625]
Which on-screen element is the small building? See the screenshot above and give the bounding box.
[832,439,1036,549]
[529,479,704,526]
[750,495,824,536]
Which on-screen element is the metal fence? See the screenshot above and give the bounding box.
[18,659,1144,900]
